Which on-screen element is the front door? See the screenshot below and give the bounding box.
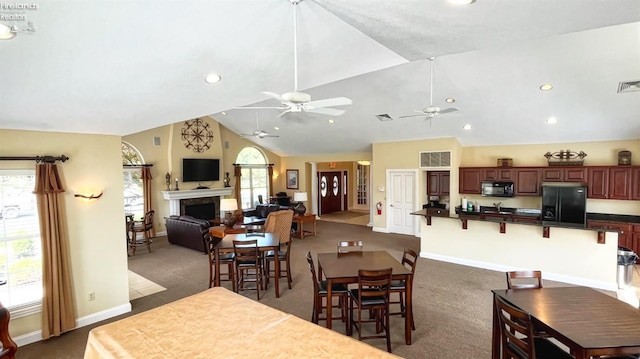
[319,171,343,215]
[387,170,417,235]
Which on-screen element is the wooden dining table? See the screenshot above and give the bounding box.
[492,286,640,359]
[317,250,414,345]
[214,233,283,298]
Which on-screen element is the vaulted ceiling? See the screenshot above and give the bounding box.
[2,0,639,156]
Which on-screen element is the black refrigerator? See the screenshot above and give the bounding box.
[541,182,587,228]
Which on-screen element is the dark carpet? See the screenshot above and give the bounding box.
[16,220,571,358]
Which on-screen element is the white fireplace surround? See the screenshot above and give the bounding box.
[162,188,233,216]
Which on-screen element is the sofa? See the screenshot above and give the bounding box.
[242,204,289,225]
[165,215,212,253]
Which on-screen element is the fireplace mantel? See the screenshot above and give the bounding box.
[162,188,233,216]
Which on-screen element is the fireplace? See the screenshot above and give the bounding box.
[162,188,233,216]
[180,197,220,220]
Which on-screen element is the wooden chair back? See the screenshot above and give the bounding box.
[506,270,543,289]
[0,302,17,359]
[337,240,363,253]
[494,295,536,359]
[402,248,418,274]
[356,268,393,307]
[305,251,320,293]
[233,239,259,263]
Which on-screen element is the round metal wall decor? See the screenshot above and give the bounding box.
[181,118,213,153]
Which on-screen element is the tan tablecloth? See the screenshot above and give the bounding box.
[84,287,399,359]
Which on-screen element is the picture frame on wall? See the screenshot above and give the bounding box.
[286,169,299,189]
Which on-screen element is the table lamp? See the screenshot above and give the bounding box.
[220,198,238,227]
[293,192,308,216]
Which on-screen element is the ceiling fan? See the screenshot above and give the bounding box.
[400,57,458,124]
[240,113,279,139]
[233,0,352,118]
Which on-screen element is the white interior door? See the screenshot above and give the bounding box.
[387,170,417,235]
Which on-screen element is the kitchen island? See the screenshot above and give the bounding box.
[413,208,620,290]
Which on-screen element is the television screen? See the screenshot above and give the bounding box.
[182,158,220,182]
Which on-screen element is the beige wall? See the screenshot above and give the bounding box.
[0,130,129,339]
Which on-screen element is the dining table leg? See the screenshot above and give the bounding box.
[405,274,413,345]
[274,247,280,298]
[491,293,499,359]
[326,278,333,330]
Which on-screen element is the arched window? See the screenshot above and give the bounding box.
[122,142,145,217]
[236,147,268,209]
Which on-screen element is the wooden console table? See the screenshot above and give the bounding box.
[209,224,264,239]
[292,214,317,239]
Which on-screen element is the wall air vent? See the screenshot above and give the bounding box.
[376,114,393,121]
[617,80,640,93]
[420,151,451,168]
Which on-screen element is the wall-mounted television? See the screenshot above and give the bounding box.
[182,158,220,183]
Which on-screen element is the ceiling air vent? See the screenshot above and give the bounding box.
[420,151,451,168]
[617,80,640,93]
[376,114,393,121]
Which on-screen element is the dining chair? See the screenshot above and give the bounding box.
[263,210,294,289]
[202,233,235,291]
[233,239,263,300]
[337,240,363,254]
[389,248,418,330]
[0,301,17,359]
[506,270,543,289]
[349,267,393,353]
[305,251,349,327]
[494,294,573,359]
[128,210,155,255]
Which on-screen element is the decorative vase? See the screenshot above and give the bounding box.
[224,172,231,187]
[294,202,306,216]
[222,213,236,227]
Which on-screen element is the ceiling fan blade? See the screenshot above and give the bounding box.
[306,107,345,116]
[277,109,293,118]
[305,97,352,109]
[399,114,426,119]
[439,108,458,115]
[261,91,284,101]
[233,106,288,110]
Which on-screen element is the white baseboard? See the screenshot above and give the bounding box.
[13,303,132,347]
[372,227,389,233]
[420,251,617,292]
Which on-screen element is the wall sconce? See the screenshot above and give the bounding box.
[272,171,279,179]
[74,191,103,202]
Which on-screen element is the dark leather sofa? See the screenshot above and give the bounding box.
[242,204,288,225]
[165,215,211,253]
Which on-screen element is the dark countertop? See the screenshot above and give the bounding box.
[411,206,640,231]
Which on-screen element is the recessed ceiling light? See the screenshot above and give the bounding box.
[274,126,280,131]
[0,23,16,40]
[445,98,456,103]
[546,117,557,124]
[449,0,475,4]
[463,124,472,130]
[205,73,221,84]
[328,119,335,124]
[221,111,227,116]
[540,84,553,91]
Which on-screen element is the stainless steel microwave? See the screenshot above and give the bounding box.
[481,181,514,197]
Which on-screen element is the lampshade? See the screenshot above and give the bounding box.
[293,192,308,202]
[220,198,238,211]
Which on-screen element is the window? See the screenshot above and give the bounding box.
[356,164,369,205]
[0,170,43,314]
[122,142,145,218]
[236,147,268,209]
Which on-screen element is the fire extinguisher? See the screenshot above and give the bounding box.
[376,202,383,215]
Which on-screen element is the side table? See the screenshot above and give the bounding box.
[292,214,317,239]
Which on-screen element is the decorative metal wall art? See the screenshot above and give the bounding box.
[544,149,587,166]
[181,118,213,153]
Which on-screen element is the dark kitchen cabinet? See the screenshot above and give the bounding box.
[632,167,640,200]
[459,168,482,194]
[587,167,631,199]
[587,167,609,199]
[542,167,587,182]
[515,168,541,196]
[428,171,450,196]
[484,168,514,181]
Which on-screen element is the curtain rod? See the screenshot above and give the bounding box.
[233,163,274,166]
[0,155,69,163]
[123,164,153,167]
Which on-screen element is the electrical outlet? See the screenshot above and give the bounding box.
[89,292,95,301]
